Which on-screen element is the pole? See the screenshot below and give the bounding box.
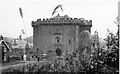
[118,1,120,70]
[19,8,27,62]
[23,18,27,62]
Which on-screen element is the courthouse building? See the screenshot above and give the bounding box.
[32,14,92,56]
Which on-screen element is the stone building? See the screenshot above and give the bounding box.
[32,14,92,56]
[0,35,11,63]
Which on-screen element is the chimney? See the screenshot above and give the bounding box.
[0,35,3,40]
[19,35,22,40]
[14,39,16,45]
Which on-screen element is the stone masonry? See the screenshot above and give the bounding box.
[32,14,92,56]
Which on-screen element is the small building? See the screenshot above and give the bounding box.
[12,35,33,50]
[0,35,11,63]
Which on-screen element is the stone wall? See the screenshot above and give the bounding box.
[62,25,76,54]
[33,25,77,55]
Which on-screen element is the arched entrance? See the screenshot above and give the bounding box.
[55,47,61,56]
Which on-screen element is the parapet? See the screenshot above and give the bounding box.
[32,15,92,26]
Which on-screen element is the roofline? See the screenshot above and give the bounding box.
[1,40,11,51]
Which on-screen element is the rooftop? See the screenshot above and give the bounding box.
[32,14,92,26]
[0,40,11,51]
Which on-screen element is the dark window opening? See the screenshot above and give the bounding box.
[37,48,39,52]
[69,39,71,45]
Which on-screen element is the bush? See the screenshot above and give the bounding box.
[2,28,119,73]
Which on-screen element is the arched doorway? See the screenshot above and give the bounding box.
[55,47,61,56]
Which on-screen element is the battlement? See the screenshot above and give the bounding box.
[32,15,92,26]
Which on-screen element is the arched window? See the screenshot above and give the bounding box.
[55,36,60,44]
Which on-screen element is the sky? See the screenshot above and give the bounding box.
[0,0,119,39]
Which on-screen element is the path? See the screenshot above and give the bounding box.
[0,61,45,71]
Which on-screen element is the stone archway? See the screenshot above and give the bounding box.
[55,47,61,56]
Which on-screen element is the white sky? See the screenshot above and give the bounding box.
[0,0,119,39]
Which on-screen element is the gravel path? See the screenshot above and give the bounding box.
[0,61,45,71]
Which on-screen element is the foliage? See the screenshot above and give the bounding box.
[103,29,119,69]
[2,26,119,73]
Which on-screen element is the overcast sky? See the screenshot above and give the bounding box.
[0,0,119,39]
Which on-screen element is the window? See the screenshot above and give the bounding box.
[55,36,60,44]
[37,48,39,52]
[69,39,71,45]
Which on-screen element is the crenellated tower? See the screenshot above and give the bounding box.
[32,14,92,56]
